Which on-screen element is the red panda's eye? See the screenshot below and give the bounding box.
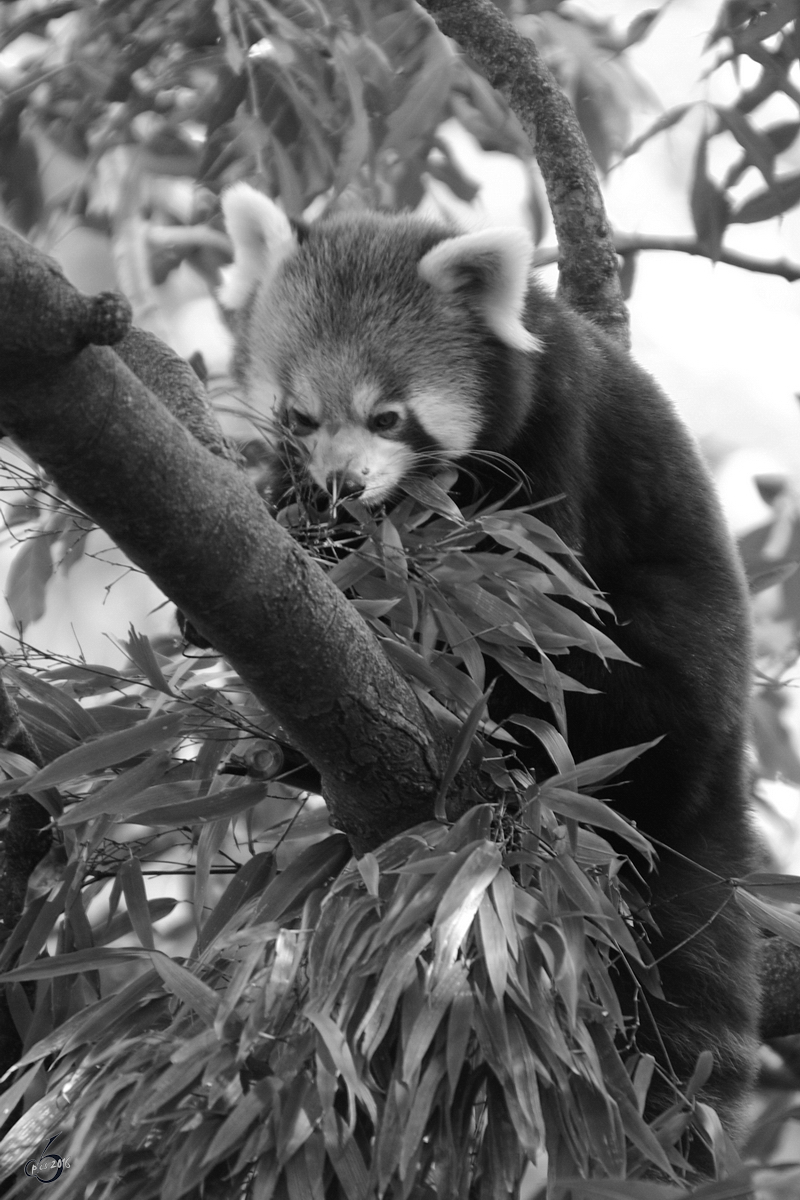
[288,409,319,434]
[372,411,401,432]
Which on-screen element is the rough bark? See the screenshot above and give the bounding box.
[417,0,629,345]
[0,225,482,857]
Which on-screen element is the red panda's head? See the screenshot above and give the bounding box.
[220,183,541,506]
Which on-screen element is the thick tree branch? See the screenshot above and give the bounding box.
[0,227,482,856]
[113,327,235,460]
[534,233,800,282]
[416,0,629,345]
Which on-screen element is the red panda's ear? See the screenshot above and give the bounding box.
[418,228,541,353]
[219,184,297,310]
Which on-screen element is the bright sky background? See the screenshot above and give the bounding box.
[430,0,800,522]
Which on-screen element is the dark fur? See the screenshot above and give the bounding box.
[470,284,760,1131]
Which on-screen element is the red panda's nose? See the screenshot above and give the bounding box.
[326,471,365,501]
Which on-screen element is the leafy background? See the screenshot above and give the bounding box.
[1,0,800,1195]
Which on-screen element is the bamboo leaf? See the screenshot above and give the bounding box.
[737,872,800,903]
[129,779,270,826]
[477,892,508,1000]
[735,888,800,945]
[149,953,219,1025]
[0,946,145,982]
[118,857,155,950]
[690,133,729,259]
[356,851,380,897]
[433,842,502,967]
[401,475,465,523]
[58,750,172,824]
[5,533,54,628]
[549,740,661,789]
[446,989,474,1096]
[401,961,466,1083]
[196,852,274,955]
[309,1011,377,1122]
[7,666,101,740]
[732,172,800,223]
[434,684,493,821]
[254,834,351,924]
[538,786,653,858]
[20,712,186,791]
[508,714,575,777]
[121,625,173,694]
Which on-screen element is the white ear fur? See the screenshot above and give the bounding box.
[418,228,541,354]
[218,183,297,310]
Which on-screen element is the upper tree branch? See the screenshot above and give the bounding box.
[0,227,480,856]
[417,0,629,346]
[535,233,800,282]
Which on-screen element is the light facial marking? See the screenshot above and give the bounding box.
[352,380,382,420]
[306,423,417,503]
[407,389,481,457]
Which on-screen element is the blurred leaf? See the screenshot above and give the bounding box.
[746,559,798,593]
[690,133,729,258]
[5,533,56,628]
[732,172,800,223]
[732,0,795,48]
[426,142,480,203]
[763,120,800,156]
[384,30,454,155]
[213,0,244,72]
[717,107,775,183]
[623,9,661,48]
[620,104,692,160]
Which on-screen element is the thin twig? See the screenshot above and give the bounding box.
[533,233,800,282]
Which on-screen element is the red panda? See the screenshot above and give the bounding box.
[220,182,760,1139]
